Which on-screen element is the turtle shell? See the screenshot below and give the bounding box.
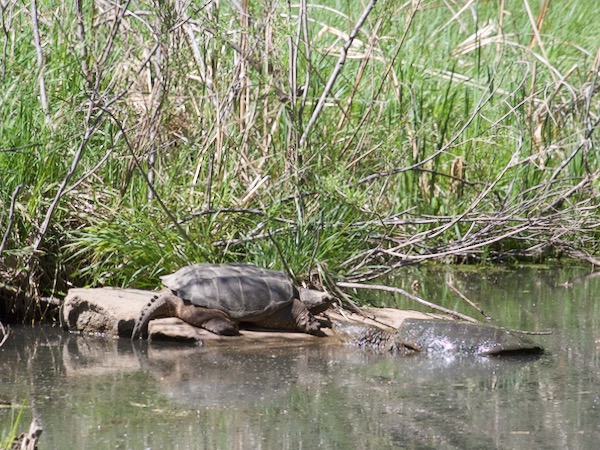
[160,263,298,320]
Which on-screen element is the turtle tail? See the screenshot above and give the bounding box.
[131,291,176,339]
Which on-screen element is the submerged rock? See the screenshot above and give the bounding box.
[334,318,544,356]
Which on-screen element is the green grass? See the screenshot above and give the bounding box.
[0,0,598,317]
[0,402,25,449]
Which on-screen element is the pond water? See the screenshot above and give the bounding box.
[1,266,599,449]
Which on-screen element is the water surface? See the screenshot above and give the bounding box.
[1,266,599,449]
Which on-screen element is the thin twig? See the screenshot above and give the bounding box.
[177,207,267,224]
[28,0,132,261]
[336,281,479,323]
[340,1,421,159]
[75,0,91,89]
[446,281,492,320]
[29,0,50,124]
[523,0,556,82]
[299,0,311,114]
[357,63,515,186]
[299,0,378,148]
[29,102,99,260]
[0,322,9,348]
[101,108,205,258]
[0,183,22,257]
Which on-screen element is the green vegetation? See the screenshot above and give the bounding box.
[0,0,598,321]
[0,404,23,450]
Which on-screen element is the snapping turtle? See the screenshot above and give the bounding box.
[334,318,544,356]
[131,264,335,339]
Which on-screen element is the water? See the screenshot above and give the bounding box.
[1,266,599,449]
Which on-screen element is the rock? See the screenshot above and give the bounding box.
[333,317,545,356]
[60,288,544,355]
[60,288,442,345]
[61,288,150,338]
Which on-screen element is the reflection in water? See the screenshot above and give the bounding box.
[1,267,599,449]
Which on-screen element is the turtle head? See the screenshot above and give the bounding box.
[298,288,336,314]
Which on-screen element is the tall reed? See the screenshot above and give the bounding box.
[0,0,598,318]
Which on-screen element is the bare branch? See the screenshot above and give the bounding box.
[336,281,479,323]
[0,183,22,257]
[299,0,379,148]
[0,322,9,348]
[29,0,50,125]
[447,282,492,321]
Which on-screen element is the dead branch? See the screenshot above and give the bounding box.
[299,0,378,148]
[12,417,42,450]
[0,322,9,348]
[0,184,22,257]
[446,281,491,320]
[555,241,600,267]
[29,0,50,125]
[28,0,133,261]
[336,281,479,323]
[29,101,99,260]
[75,0,91,89]
[178,208,267,224]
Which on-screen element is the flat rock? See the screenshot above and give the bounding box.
[61,287,150,337]
[61,287,446,345]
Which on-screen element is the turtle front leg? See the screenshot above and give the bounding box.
[291,299,323,335]
[258,299,323,335]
